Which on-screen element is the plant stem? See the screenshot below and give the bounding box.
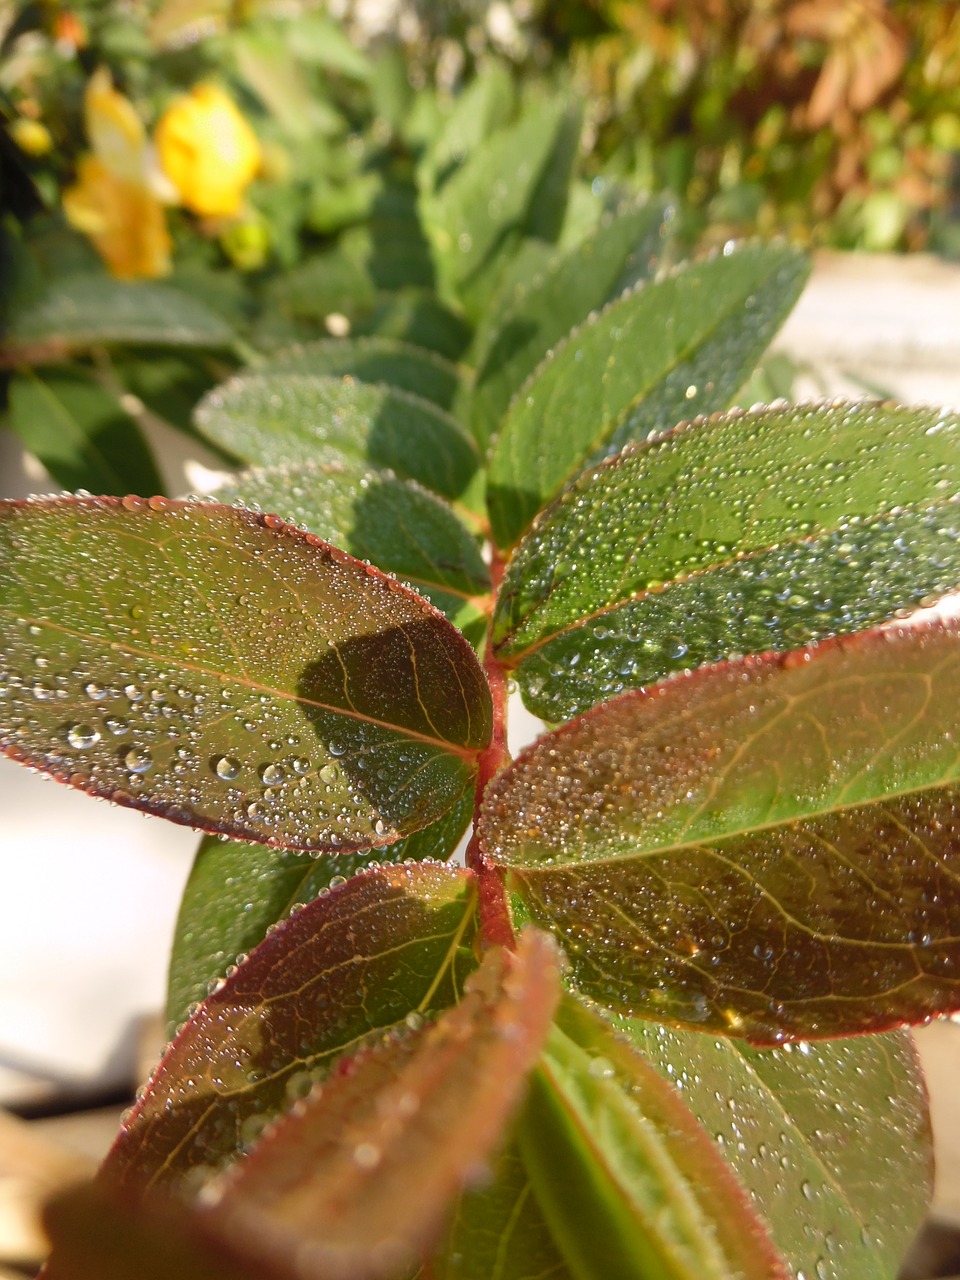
[467,548,515,949]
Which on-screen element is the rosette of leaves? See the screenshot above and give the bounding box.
[3,90,960,1280]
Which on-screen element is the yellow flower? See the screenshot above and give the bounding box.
[63,68,176,279]
[156,85,261,218]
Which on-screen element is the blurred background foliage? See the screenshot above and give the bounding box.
[1,0,959,497]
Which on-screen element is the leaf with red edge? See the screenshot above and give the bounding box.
[480,622,960,1041]
[199,929,562,1280]
[42,1180,295,1280]
[101,862,478,1190]
[517,994,787,1280]
[0,497,490,852]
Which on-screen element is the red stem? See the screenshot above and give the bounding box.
[467,549,515,949]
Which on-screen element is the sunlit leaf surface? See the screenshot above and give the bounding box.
[482,623,960,1040]
[218,460,489,645]
[0,497,490,852]
[194,372,479,501]
[253,336,462,411]
[487,243,809,547]
[104,862,479,1188]
[518,996,786,1280]
[468,199,674,447]
[494,401,960,721]
[166,790,473,1034]
[201,930,561,1280]
[625,1020,931,1280]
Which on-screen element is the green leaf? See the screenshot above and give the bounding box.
[233,25,342,138]
[424,1142,573,1280]
[419,63,516,195]
[353,289,473,362]
[481,622,960,1040]
[0,497,490,852]
[487,242,810,548]
[468,199,674,447]
[111,350,229,445]
[102,862,479,1189]
[7,367,163,495]
[254,336,462,411]
[4,272,236,356]
[518,996,786,1280]
[624,1020,931,1279]
[194,372,479,502]
[202,932,561,1280]
[493,401,960,721]
[521,101,583,244]
[422,99,568,302]
[166,788,474,1034]
[43,1181,296,1280]
[218,461,489,644]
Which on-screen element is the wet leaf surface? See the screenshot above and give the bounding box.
[5,272,235,353]
[202,930,561,1280]
[8,367,162,496]
[194,371,479,501]
[0,497,490,852]
[254,335,462,411]
[468,199,674,447]
[104,862,479,1188]
[166,789,473,1034]
[482,623,960,1040]
[486,243,809,548]
[493,401,960,721]
[219,460,489,646]
[518,995,786,1280]
[623,1019,931,1280]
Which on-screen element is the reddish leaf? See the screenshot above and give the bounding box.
[481,622,960,1041]
[200,930,562,1280]
[0,497,491,852]
[102,863,478,1189]
[42,1180,294,1280]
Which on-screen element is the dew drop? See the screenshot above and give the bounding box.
[124,746,153,774]
[260,762,284,785]
[215,755,241,781]
[328,740,346,757]
[67,723,100,749]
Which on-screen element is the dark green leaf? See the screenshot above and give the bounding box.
[194,372,479,502]
[0,497,490,852]
[518,996,786,1280]
[103,862,479,1188]
[422,99,568,301]
[166,787,473,1034]
[218,460,489,643]
[522,102,583,244]
[625,1019,931,1279]
[254,336,462,411]
[482,622,960,1040]
[7,367,162,495]
[4,272,236,355]
[493,401,960,721]
[203,932,561,1280]
[468,199,674,447]
[487,243,810,548]
[424,1142,573,1280]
